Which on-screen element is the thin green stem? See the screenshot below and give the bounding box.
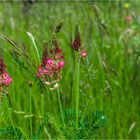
[46,86,52,113]
[4,95,15,132]
[26,32,41,64]
[57,85,65,128]
[41,94,45,118]
[29,88,33,138]
[80,102,89,122]
[75,53,80,129]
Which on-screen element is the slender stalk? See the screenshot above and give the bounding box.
[80,102,89,122]
[57,84,65,128]
[44,127,51,140]
[75,53,80,129]
[46,86,53,113]
[41,93,45,118]
[4,94,15,132]
[26,32,41,64]
[29,88,32,138]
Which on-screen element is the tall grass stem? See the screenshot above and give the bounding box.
[75,53,80,129]
[57,84,65,128]
[29,88,33,138]
[26,32,41,64]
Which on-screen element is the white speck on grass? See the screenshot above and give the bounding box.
[24,114,34,118]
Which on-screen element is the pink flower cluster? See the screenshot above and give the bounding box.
[0,72,12,86]
[36,46,65,81]
[0,59,12,86]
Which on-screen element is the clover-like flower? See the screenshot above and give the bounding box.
[36,40,65,90]
[0,58,12,100]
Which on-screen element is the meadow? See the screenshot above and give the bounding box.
[0,0,140,139]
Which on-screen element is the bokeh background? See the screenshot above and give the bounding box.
[0,0,140,139]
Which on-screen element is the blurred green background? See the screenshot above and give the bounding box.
[0,0,140,139]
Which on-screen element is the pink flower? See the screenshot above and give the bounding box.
[43,68,48,74]
[46,58,53,65]
[38,66,43,73]
[125,16,132,23]
[80,50,88,57]
[36,65,43,77]
[2,72,12,86]
[4,77,12,86]
[36,44,65,83]
[57,61,65,69]
[0,59,12,100]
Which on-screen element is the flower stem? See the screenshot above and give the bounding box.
[29,88,33,138]
[41,94,45,117]
[75,53,80,129]
[57,85,65,128]
[4,94,15,133]
[26,32,41,64]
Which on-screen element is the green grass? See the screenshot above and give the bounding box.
[0,0,140,139]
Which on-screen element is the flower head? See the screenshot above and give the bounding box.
[124,3,130,9]
[72,24,81,51]
[71,25,88,58]
[125,15,132,23]
[36,41,65,86]
[1,72,12,86]
[0,59,12,86]
[0,58,12,101]
[57,61,65,69]
[72,32,81,51]
[80,50,88,58]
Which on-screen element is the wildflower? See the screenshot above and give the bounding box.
[0,59,12,86]
[125,15,132,23]
[80,50,88,58]
[57,61,65,68]
[36,21,65,90]
[124,3,130,9]
[1,72,12,86]
[36,40,65,88]
[71,25,88,58]
[0,58,12,101]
